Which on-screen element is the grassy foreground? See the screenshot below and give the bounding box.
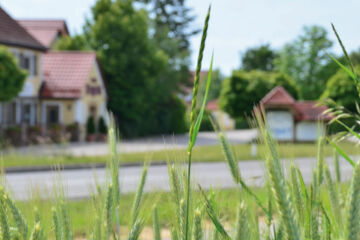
[16,188,265,237]
[2,141,357,168]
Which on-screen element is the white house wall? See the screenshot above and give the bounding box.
[266,111,294,141]
[296,122,323,141]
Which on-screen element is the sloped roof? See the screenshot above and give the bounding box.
[0,7,46,51]
[260,86,295,105]
[294,102,333,121]
[40,51,97,99]
[18,20,69,48]
[259,86,333,122]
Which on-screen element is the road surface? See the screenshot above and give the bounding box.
[3,156,354,200]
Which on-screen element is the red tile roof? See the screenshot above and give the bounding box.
[294,102,333,121]
[18,20,69,48]
[41,51,97,99]
[206,99,218,111]
[259,86,333,122]
[0,7,46,51]
[260,86,295,105]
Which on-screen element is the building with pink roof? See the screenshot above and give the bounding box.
[258,86,333,141]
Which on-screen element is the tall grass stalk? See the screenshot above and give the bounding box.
[185,6,211,240]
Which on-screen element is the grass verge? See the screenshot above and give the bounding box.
[2,141,357,169]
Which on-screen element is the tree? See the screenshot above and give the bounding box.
[321,68,360,113]
[139,0,199,51]
[86,116,96,135]
[84,0,172,137]
[274,25,334,100]
[0,47,27,102]
[199,69,224,101]
[141,0,199,100]
[54,35,89,51]
[241,44,277,71]
[219,70,299,118]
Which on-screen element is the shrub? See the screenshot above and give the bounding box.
[86,116,96,135]
[0,46,27,102]
[98,117,107,135]
[219,70,299,119]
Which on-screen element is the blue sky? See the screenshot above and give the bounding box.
[1,0,360,75]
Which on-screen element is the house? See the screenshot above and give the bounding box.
[18,19,69,49]
[0,7,108,143]
[206,99,235,130]
[258,86,332,142]
[41,51,107,141]
[0,7,46,128]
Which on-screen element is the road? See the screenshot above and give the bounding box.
[3,156,354,201]
[6,129,257,156]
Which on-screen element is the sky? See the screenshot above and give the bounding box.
[1,0,360,75]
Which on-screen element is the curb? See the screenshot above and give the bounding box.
[4,161,168,174]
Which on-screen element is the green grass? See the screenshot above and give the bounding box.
[15,188,266,237]
[16,183,351,238]
[1,141,357,169]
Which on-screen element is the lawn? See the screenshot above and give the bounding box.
[16,187,267,237]
[1,141,358,169]
[16,183,349,238]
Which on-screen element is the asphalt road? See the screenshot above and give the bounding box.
[3,156,354,201]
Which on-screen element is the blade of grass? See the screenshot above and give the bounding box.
[185,5,211,239]
[328,138,355,167]
[198,185,230,240]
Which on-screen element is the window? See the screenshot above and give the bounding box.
[4,102,17,125]
[19,53,31,71]
[89,105,97,118]
[19,53,37,76]
[46,106,59,125]
[33,55,38,76]
[22,104,31,124]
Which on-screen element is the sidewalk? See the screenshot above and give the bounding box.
[4,129,257,157]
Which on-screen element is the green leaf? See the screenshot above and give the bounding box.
[328,138,355,167]
[188,53,214,151]
[336,120,360,141]
[198,185,231,240]
[331,23,356,75]
[327,53,356,82]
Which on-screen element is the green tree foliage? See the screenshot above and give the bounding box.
[241,44,277,71]
[54,35,89,51]
[219,70,299,118]
[321,67,360,113]
[84,0,175,137]
[86,116,96,135]
[275,25,335,100]
[199,69,224,101]
[0,47,27,102]
[139,0,200,107]
[98,116,108,135]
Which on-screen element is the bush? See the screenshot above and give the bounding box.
[321,67,360,113]
[98,117,108,135]
[219,70,299,119]
[0,46,27,102]
[86,116,96,135]
[199,109,213,131]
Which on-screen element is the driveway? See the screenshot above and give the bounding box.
[4,155,353,200]
[6,129,257,156]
